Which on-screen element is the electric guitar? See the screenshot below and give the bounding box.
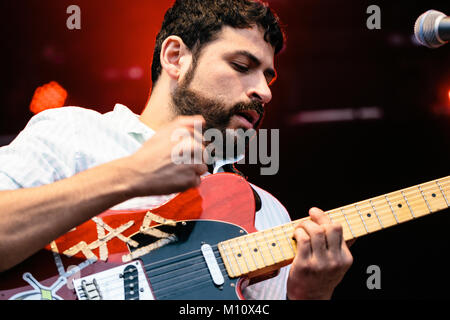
[0,173,449,300]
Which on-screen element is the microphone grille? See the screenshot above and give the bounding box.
[414,9,446,48]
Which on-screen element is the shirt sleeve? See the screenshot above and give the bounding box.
[0,109,80,190]
[241,184,292,300]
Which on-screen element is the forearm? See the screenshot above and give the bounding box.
[0,157,135,272]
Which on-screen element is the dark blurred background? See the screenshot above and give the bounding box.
[1,0,449,299]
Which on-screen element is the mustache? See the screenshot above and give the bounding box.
[229,100,265,127]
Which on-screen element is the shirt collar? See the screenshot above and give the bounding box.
[212,155,245,173]
[111,103,155,138]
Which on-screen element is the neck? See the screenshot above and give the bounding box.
[218,176,450,279]
[140,80,176,131]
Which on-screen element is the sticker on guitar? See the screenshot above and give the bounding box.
[9,273,66,300]
[8,211,178,300]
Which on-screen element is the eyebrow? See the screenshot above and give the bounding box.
[232,50,277,84]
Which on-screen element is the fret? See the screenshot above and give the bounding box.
[341,207,368,237]
[261,230,284,263]
[385,195,400,223]
[235,239,252,274]
[245,234,267,269]
[401,191,415,218]
[436,181,449,206]
[420,182,448,212]
[280,224,296,256]
[244,235,263,270]
[354,204,369,233]
[272,226,296,259]
[371,197,397,227]
[270,229,286,260]
[325,210,354,240]
[355,202,382,233]
[236,237,258,272]
[418,185,432,213]
[219,242,237,278]
[251,231,276,266]
[402,187,430,218]
[369,199,384,229]
[332,209,356,239]
[385,192,414,222]
[227,239,246,275]
[438,178,450,201]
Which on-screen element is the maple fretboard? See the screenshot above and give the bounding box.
[218,176,450,278]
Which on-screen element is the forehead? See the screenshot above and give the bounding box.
[201,25,275,67]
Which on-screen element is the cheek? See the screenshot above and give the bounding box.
[192,63,244,102]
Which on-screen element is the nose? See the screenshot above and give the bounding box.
[248,74,272,105]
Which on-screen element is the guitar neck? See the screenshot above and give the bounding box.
[218,176,450,279]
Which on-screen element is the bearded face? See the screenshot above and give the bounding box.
[170,59,265,160]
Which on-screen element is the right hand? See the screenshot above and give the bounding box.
[123,115,208,196]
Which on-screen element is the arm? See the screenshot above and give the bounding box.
[0,115,207,272]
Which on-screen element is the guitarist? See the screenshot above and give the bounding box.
[0,0,353,300]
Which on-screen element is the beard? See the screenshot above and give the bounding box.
[170,66,265,161]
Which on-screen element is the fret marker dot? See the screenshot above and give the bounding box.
[367,213,371,218]
[397,203,402,208]
[272,243,276,247]
[432,193,436,198]
[253,248,258,252]
[237,253,242,257]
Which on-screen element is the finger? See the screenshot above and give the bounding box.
[309,207,332,225]
[340,240,354,269]
[192,163,208,176]
[293,226,312,259]
[346,239,356,248]
[324,223,344,255]
[171,119,205,145]
[177,137,206,164]
[299,220,328,259]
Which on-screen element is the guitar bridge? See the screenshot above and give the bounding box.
[79,278,102,300]
[73,261,154,300]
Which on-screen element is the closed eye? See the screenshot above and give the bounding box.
[231,62,250,73]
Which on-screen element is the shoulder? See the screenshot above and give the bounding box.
[25,106,103,130]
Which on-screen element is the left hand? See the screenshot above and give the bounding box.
[287,207,354,300]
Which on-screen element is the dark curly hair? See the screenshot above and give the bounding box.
[151,0,286,85]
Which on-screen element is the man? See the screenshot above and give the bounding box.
[0,0,353,300]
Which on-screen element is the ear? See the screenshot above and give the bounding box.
[160,36,191,81]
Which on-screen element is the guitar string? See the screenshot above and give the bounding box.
[78,182,450,288]
[141,180,450,274]
[73,233,288,293]
[112,178,450,299]
[145,182,450,282]
[73,180,449,297]
[77,183,449,296]
[91,261,230,300]
[76,191,450,294]
[324,182,450,232]
[75,229,289,298]
[139,180,450,272]
[77,249,229,298]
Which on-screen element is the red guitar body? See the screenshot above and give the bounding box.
[0,173,257,300]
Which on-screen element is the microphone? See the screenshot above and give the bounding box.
[414,10,450,48]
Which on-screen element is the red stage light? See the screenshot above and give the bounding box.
[29,81,67,115]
